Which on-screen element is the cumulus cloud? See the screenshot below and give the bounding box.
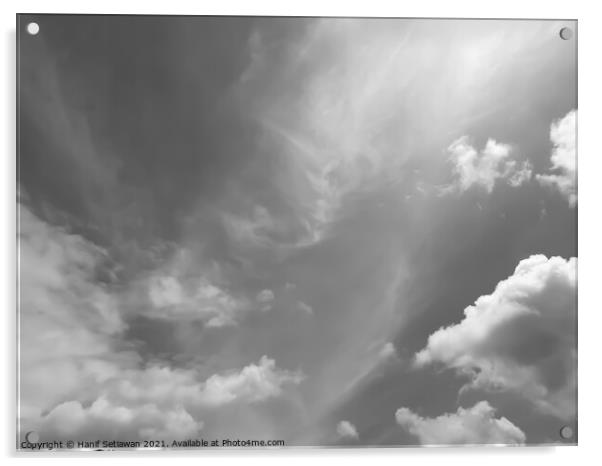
[38,398,203,441]
[199,356,304,406]
[536,110,577,206]
[32,354,302,441]
[446,136,532,193]
[336,420,359,440]
[142,245,260,327]
[395,401,526,445]
[101,356,302,409]
[18,203,131,420]
[415,255,577,419]
[18,203,303,441]
[35,355,302,441]
[507,160,534,187]
[146,274,247,327]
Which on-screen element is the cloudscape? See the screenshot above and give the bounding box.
[17,15,577,448]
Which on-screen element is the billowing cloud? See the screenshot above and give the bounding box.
[336,420,359,440]
[507,160,534,187]
[101,356,302,410]
[536,110,577,206]
[395,401,526,445]
[415,255,577,419]
[36,355,302,441]
[38,398,203,441]
[18,202,131,422]
[18,203,303,441]
[140,245,263,327]
[199,356,304,406]
[446,136,532,193]
[146,274,247,327]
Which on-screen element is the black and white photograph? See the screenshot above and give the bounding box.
[16,14,577,449]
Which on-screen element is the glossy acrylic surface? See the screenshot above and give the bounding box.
[17,15,577,449]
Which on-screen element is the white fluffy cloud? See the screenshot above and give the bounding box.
[199,356,304,406]
[336,420,359,440]
[536,110,577,206]
[38,398,203,441]
[415,255,577,419]
[35,355,302,440]
[395,401,526,445]
[145,265,249,327]
[97,356,302,410]
[18,203,131,420]
[447,136,532,193]
[33,355,302,441]
[19,203,303,441]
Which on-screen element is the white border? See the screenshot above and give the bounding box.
[3,1,601,465]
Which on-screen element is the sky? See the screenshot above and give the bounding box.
[17,15,577,447]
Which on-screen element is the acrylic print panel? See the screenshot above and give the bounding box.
[17,15,577,450]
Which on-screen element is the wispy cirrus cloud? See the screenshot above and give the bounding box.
[221,19,561,253]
